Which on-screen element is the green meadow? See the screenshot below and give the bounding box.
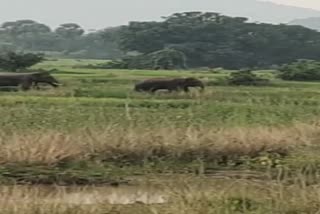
[0,58,319,130]
[0,59,320,213]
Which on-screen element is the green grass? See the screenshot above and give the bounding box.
[1,59,320,213]
[0,59,318,130]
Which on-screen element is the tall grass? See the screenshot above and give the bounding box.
[0,122,318,166]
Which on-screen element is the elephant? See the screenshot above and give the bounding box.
[134,77,205,93]
[0,71,60,91]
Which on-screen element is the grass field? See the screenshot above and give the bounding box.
[1,58,320,130]
[1,58,320,213]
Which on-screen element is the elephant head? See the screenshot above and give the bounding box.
[31,72,60,87]
[183,77,205,92]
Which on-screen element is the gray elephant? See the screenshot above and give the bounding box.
[134,77,205,93]
[0,71,60,91]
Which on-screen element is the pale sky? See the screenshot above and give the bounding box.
[1,0,320,30]
[269,0,320,10]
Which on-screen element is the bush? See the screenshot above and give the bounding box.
[278,60,320,81]
[0,51,44,72]
[227,70,270,86]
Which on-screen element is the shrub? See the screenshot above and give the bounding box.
[0,51,44,72]
[278,60,320,81]
[227,70,270,86]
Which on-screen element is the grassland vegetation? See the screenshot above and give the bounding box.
[3,9,320,213]
[0,59,318,175]
[0,59,319,213]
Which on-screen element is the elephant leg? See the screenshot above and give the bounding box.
[21,82,32,91]
[34,82,41,90]
[151,88,158,93]
[168,87,176,93]
[171,85,181,92]
[50,83,58,88]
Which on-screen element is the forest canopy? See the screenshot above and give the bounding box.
[1,12,320,69]
[116,12,320,69]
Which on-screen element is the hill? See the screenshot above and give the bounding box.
[1,0,320,29]
[175,0,320,24]
[289,17,320,31]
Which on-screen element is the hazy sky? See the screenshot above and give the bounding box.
[269,0,320,9]
[0,0,319,30]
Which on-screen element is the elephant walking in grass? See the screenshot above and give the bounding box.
[134,77,205,93]
[0,72,60,91]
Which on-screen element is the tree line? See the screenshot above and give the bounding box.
[117,12,320,69]
[0,20,123,59]
[2,12,320,70]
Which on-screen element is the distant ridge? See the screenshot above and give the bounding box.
[169,0,320,24]
[289,17,320,31]
[1,0,320,29]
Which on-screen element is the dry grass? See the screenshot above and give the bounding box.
[165,177,320,214]
[0,177,320,214]
[0,122,318,165]
[0,132,85,165]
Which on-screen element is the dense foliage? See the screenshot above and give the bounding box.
[278,60,320,81]
[93,48,187,70]
[0,20,123,59]
[0,51,44,71]
[2,12,320,69]
[117,12,320,69]
[227,70,270,86]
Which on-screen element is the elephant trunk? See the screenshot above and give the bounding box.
[134,84,142,92]
[187,82,205,92]
[198,82,205,92]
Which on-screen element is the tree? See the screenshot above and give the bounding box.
[0,20,52,50]
[1,20,50,36]
[116,12,320,69]
[278,59,320,81]
[0,20,124,59]
[0,51,44,71]
[151,48,187,69]
[54,23,85,53]
[80,27,124,59]
[55,23,84,39]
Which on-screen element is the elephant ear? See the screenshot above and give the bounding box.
[32,71,50,78]
[33,69,51,74]
[40,71,50,75]
[185,77,196,82]
[47,69,59,74]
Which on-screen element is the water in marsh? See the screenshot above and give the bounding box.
[0,184,168,205]
[0,172,275,206]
